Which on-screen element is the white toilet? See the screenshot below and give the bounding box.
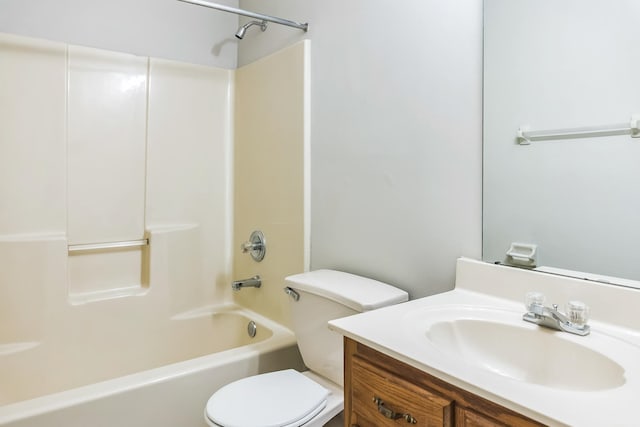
[204,269,408,427]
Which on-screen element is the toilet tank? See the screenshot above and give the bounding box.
[285,270,408,386]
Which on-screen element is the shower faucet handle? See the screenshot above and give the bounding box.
[241,241,261,252]
[240,230,266,262]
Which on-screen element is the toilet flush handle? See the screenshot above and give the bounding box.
[284,287,300,301]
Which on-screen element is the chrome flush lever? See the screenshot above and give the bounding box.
[284,287,299,301]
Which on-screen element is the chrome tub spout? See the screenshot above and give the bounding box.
[232,275,262,291]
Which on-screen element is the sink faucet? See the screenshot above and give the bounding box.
[523,292,590,336]
[231,275,262,291]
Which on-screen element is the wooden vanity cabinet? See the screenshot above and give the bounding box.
[344,338,546,427]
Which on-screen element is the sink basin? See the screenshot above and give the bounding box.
[426,318,625,391]
[399,305,636,392]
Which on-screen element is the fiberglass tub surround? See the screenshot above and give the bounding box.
[0,31,310,426]
[329,258,640,426]
[0,31,232,406]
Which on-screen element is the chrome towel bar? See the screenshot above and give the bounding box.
[68,238,149,253]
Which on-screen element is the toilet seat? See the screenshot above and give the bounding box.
[205,369,329,427]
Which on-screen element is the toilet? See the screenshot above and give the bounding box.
[204,269,408,427]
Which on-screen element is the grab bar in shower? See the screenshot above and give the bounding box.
[68,238,149,253]
[517,115,640,145]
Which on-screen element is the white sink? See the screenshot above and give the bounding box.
[402,306,637,392]
[426,317,624,391]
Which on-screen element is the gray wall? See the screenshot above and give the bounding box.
[0,0,484,299]
[239,0,483,298]
[0,0,239,68]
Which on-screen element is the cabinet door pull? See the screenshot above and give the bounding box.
[372,396,417,424]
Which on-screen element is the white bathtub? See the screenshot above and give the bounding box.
[0,304,303,427]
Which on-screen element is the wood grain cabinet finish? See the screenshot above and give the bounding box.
[351,356,453,426]
[344,338,546,427]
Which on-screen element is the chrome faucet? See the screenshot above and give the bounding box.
[523,292,590,336]
[231,275,262,291]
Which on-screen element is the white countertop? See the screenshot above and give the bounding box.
[329,258,640,427]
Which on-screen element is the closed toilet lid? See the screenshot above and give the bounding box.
[206,369,329,427]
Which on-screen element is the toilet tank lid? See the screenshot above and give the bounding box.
[285,270,408,312]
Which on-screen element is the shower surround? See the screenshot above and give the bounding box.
[0,32,309,425]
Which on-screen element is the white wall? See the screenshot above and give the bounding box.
[238,0,483,298]
[0,0,239,68]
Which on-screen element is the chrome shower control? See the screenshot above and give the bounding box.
[241,230,266,262]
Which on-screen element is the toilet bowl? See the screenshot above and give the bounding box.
[204,270,408,427]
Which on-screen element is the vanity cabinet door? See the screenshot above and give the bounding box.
[350,355,454,426]
[455,407,507,427]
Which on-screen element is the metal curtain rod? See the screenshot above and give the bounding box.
[177,0,308,31]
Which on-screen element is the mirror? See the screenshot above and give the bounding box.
[483,0,640,287]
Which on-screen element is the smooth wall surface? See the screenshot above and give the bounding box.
[67,46,148,245]
[239,0,483,298]
[0,0,240,68]
[146,57,234,311]
[0,34,67,236]
[233,41,310,326]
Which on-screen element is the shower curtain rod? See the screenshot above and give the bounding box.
[177,0,308,31]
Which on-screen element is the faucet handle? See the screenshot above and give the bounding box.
[524,291,545,312]
[566,300,590,327]
[240,230,266,262]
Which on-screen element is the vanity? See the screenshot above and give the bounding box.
[329,258,640,426]
[344,338,542,426]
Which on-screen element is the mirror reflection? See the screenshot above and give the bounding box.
[483,0,640,286]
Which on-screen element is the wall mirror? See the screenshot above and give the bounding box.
[483,0,640,287]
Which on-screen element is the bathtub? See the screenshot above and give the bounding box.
[0,304,303,427]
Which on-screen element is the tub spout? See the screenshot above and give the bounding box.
[231,275,262,291]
